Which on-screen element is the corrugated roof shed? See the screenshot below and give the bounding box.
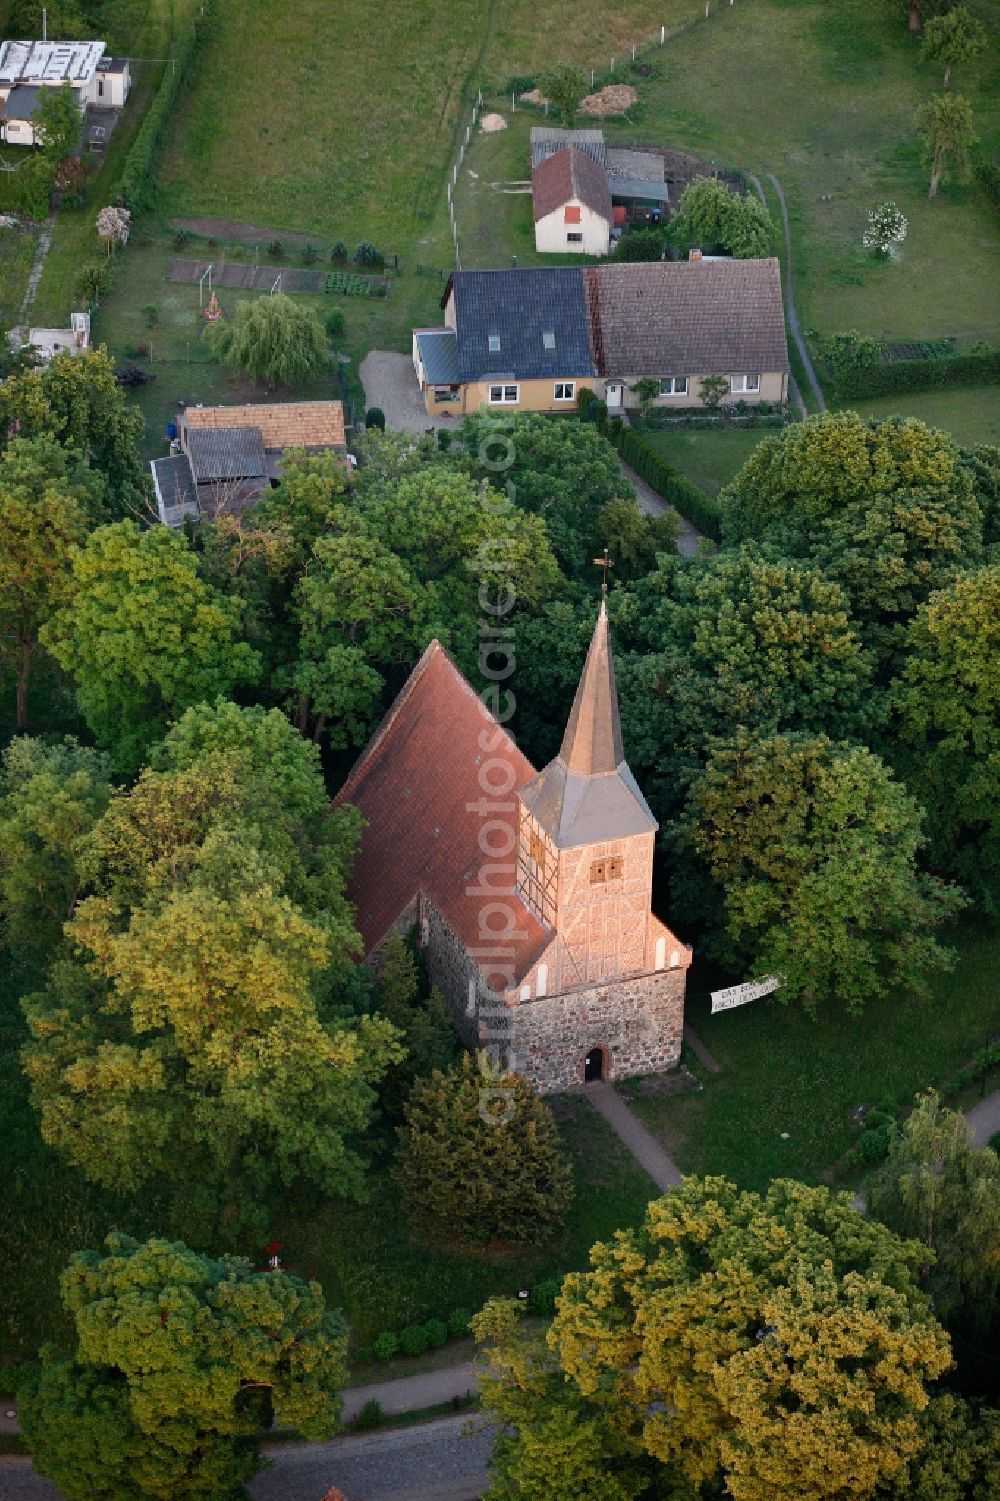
[332,641,550,984]
[449,267,596,382]
[532,146,612,224]
[150,454,198,528]
[186,426,266,484]
[530,125,606,168]
[0,39,105,84]
[587,257,789,377]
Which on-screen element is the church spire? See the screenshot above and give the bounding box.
[559,599,625,777]
[517,598,657,849]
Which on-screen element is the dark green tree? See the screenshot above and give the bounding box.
[670,175,775,257]
[677,732,964,1013]
[538,64,588,127]
[33,80,83,162]
[890,566,1000,904]
[395,1055,573,1246]
[373,931,459,1118]
[210,292,329,386]
[20,1233,347,1501]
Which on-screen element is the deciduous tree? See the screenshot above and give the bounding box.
[210,292,329,386]
[890,566,1000,904]
[0,736,109,958]
[40,522,260,772]
[394,1055,573,1246]
[474,1178,952,1501]
[0,436,92,729]
[921,5,986,87]
[915,92,977,197]
[878,1392,1000,1500]
[670,175,775,258]
[677,732,963,1013]
[20,1233,347,1501]
[868,1090,1000,1321]
[538,64,588,127]
[33,81,82,163]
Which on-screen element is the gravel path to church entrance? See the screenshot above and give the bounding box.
[584,1080,683,1190]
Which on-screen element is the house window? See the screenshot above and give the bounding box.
[659,377,687,395]
[590,856,624,884]
[97,78,104,97]
[542,330,556,350]
[488,384,519,405]
[488,334,501,352]
[553,382,575,401]
[730,374,760,393]
[567,232,583,243]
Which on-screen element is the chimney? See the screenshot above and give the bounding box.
[688,248,703,262]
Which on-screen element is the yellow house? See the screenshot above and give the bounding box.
[413,266,599,417]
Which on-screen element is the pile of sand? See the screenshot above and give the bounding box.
[519,88,546,105]
[579,84,639,116]
[480,112,507,133]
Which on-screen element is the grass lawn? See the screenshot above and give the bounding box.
[643,425,771,496]
[836,387,1000,449]
[0,222,36,330]
[625,917,1000,1194]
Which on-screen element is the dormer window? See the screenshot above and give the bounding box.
[488,334,501,352]
[542,330,556,350]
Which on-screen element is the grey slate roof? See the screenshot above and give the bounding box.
[530,126,606,169]
[449,268,596,383]
[186,425,266,483]
[608,175,671,204]
[3,83,43,120]
[151,454,198,528]
[587,257,789,378]
[415,328,460,384]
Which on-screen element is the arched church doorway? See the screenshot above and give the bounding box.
[584,1047,606,1083]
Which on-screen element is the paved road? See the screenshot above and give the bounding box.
[343,1363,478,1422]
[252,1414,495,1501]
[965,1089,1000,1147]
[620,457,703,556]
[585,1080,682,1190]
[0,1415,495,1501]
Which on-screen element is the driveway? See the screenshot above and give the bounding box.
[359,351,437,434]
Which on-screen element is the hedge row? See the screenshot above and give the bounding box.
[118,0,217,212]
[832,347,1000,400]
[578,388,722,542]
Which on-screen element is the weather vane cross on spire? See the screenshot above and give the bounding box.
[593,548,613,597]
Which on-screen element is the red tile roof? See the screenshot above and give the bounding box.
[532,145,612,225]
[333,642,551,988]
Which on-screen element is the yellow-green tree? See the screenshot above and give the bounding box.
[474,1178,952,1501]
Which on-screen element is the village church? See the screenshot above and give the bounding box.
[334,603,691,1094]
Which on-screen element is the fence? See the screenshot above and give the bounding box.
[447,2,749,268]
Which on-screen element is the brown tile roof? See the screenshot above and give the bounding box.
[183,400,345,451]
[586,258,789,377]
[332,642,550,988]
[532,146,612,225]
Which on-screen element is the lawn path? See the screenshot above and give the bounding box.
[764,171,825,412]
[10,214,56,347]
[584,1081,683,1191]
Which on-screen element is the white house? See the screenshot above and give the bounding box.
[532,146,611,257]
[0,41,130,144]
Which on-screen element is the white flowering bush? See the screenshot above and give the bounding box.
[862,202,907,256]
[96,205,131,247]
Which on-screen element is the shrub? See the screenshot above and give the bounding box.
[975,158,1000,209]
[119,1,215,212]
[447,1308,471,1338]
[528,1278,561,1317]
[437,428,453,451]
[394,1056,574,1248]
[331,239,348,262]
[423,1319,448,1349]
[301,242,317,264]
[355,241,384,268]
[75,259,111,304]
[365,406,386,431]
[832,346,1000,399]
[172,229,190,250]
[990,1130,1000,1155]
[266,239,283,258]
[846,1123,893,1169]
[616,228,666,263]
[399,1323,430,1357]
[324,306,345,339]
[373,1331,399,1362]
[142,303,159,328]
[352,1345,372,1366]
[352,1399,383,1431]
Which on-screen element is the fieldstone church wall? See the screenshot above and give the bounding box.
[508,968,685,1094]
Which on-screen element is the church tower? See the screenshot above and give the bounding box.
[509,600,691,1089]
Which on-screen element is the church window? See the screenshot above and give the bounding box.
[591,857,624,884]
[607,856,623,880]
